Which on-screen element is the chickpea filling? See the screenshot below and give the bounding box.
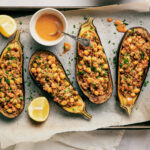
[30,53,83,108]
[77,30,109,96]
[0,47,23,114]
[119,28,150,100]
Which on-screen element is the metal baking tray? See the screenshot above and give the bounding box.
[0,7,150,129]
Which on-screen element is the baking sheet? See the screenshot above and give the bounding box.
[0,1,150,148]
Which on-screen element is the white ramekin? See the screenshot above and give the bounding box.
[30,8,68,46]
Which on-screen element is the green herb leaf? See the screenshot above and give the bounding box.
[122,19,128,25]
[90,66,96,72]
[84,17,88,20]
[144,81,149,87]
[5,78,10,84]
[19,97,23,100]
[120,62,123,67]
[131,28,134,35]
[141,51,144,59]
[19,21,23,25]
[35,56,41,59]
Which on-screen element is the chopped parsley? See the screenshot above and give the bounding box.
[108,40,111,44]
[90,26,94,30]
[10,56,15,60]
[77,71,85,75]
[19,97,23,100]
[5,78,10,84]
[66,69,71,76]
[144,81,149,87]
[141,51,144,59]
[35,56,41,59]
[83,17,88,20]
[19,21,23,25]
[73,25,76,28]
[131,28,134,35]
[90,66,96,72]
[123,58,129,64]
[113,57,117,66]
[122,19,128,25]
[27,82,31,87]
[7,47,11,52]
[120,62,123,67]
[72,31,74,34]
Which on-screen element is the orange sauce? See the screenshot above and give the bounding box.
[107,17,113,22]
[114,19,127,33]
[60,42,71,56]
[35,14,63,41]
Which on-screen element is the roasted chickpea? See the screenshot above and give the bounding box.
[83,50,89,56]
[103,64,108,69]
[60,73,65,79]
[16,104,21,109]
[61,101,67,106]
[33,63,37,68]
[7,108,12,113]
[37,68,41,73]
[51,64,56,68]
[94,91,99,96]
[31,68,36,73]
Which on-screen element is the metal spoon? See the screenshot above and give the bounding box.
[49,22,91,47]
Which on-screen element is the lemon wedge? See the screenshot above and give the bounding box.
[28,97,50,122]
[0,15,17,38]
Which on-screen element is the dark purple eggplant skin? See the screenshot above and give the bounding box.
[76,18,113,104]
[0,31,25,119]
[116,27,150,114]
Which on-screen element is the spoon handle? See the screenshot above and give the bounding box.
[61,31,90,47]
[61,31,77,40]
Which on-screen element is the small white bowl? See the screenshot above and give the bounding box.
[30,8,68,46]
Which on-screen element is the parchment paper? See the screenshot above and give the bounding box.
[0,1,149,149]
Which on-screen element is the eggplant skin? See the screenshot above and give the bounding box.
[29,50,92,119]
[0,31,25,118]
[76,18,113,104]
[117,27,150,115]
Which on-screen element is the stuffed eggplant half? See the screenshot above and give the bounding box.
[76,18,113,104]
[29,50,92,119]
[117,27,150,115]
[0,31,24,118]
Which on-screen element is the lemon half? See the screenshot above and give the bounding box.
[0,15,17,38]
[28,97,50,122]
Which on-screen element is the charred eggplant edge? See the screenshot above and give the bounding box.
[76,18,113,104]
[0,30,25,118]
[116,27,150,115]
[29,50,92,119]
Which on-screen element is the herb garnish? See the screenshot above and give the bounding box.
[141,51,144,59]
[35,56,41,59]
[131,28,134,35]
[144,81,149,87]
[122,19,128,25]
[5,78,10,84]
[19,21,23,25]
[90,66,96,72]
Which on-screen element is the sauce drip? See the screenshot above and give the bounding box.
[36,14,63,41]
[114,19,127,33]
